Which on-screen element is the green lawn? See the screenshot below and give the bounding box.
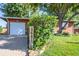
[41,35,79,56]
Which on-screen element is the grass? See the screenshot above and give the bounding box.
[41,35,79,56]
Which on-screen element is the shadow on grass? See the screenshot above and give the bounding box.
[66,42,79,44]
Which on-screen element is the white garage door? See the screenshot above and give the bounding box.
[10,22,25,35]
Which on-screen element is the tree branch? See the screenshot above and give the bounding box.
[62,12,79,29]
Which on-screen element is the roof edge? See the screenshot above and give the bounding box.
[0,17,29,20]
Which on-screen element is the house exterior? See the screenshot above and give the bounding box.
[55,20,79,34]
[0,17,29,35]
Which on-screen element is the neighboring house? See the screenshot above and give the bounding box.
[55,20,79,34]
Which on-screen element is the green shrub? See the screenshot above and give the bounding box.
[0,26,3,32]
[62,32,69,36]
[29,14,57,49]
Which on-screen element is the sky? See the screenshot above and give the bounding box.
[0,3,7,27]
[0,10,7,27]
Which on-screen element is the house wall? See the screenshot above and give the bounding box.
[64,21,74,34]
[55,20,79,34]
[74,29,79,34]
[7,18,29,35]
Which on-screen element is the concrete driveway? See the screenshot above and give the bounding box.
[0,35,27,56]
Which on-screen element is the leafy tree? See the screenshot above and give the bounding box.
[44,3,79,33]
[1,3,30,17]
[1,4,79,33]
[0,3,42,18]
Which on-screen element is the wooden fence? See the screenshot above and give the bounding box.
[29,26,34,49]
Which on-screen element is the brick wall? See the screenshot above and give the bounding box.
[74,29,79,34]
[55,21,79,34]
[64,21,74,34]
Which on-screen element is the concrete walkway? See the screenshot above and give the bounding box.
[0,35,27,56]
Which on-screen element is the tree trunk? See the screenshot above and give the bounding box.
[57,12,79,34]
[58,17,63,34]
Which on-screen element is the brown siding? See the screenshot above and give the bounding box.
[8,18,29,23]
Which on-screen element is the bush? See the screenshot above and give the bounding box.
[62,32,69,36]
[29,14,57,49]
[0,26,3,32]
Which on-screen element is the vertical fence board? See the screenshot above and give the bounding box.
[29,26,34,49]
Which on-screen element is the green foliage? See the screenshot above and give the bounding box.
[45,4,73,16]
[0,26,3,32]
[64,4,79,20]
[41,35,79,56]
[62,32,70,36]
[64,9,74,20]
[1,3,40,18]
[1,3,30,17]
[29,14,57,49]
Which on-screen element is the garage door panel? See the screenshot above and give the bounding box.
[10,22,25,35]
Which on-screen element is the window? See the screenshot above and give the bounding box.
[62,21,68,28]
